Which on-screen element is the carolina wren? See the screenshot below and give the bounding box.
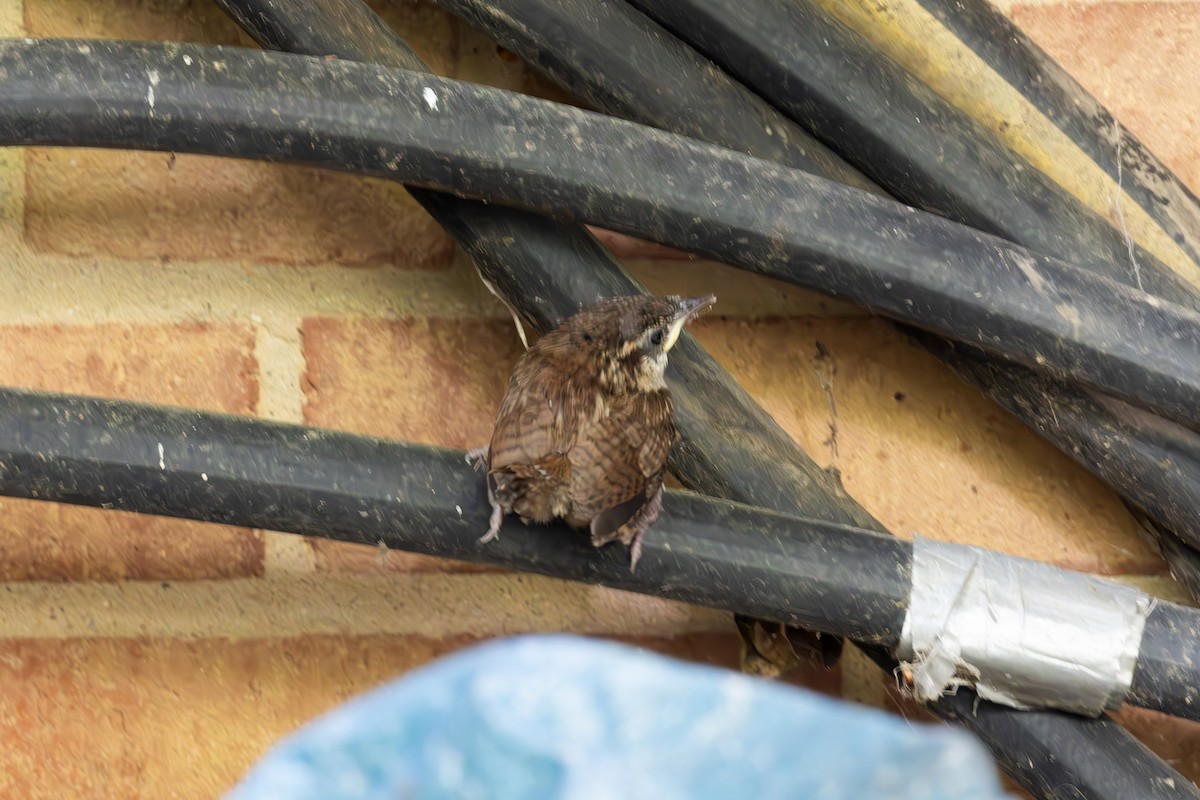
[468,294,715,569]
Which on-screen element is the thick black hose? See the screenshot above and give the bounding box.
[431,0,1200,567]
[615,0,1200,566]
[951,700,1196,799]
[6,383,1200,719]
[4,41,1200,435]
[613,0,1200,574]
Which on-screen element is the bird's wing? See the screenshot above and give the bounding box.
[487,352,589,470]
[569,390,676,536]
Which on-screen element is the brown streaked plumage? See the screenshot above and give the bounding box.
[468,294,715,569]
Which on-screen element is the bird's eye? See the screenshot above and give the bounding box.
[649,328,664,347]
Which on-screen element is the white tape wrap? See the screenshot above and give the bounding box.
[898,537,1153,716]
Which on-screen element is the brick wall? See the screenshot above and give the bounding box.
[3,0,1197,796]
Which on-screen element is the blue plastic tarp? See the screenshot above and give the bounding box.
[228,634,1007,799]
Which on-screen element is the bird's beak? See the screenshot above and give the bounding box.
[664,294,716,352]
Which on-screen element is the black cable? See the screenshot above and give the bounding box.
[429,0,1200,583]
[4,40,1200,436]
[4,382,1200,724]
[562,0,1200,576]
[953,696,1196,799]
[0,384,1195,798]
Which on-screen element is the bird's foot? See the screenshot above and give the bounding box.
[465,445,489,471]
[479,501,503,544]
[621,485,663,573]
[628,529,645,572]
[589,486,663,572]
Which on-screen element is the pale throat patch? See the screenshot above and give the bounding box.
[637,351,668,391]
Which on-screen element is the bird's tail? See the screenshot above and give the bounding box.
[489,454,572,524]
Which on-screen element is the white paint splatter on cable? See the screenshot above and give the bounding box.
[147,69,159,112]
[422,87,439,112]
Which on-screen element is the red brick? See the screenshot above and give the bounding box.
[307,538,498,575]
[24,149,455,269]
[1012,3,1200,194]
[0,635,474,799]
[302,317,520,448]
[0,322,263,581]
[302,316,524,572]
[23,0,456,268]
[0,632,826,799]
[0,322,258,412]
[0,502,261,583]
[690,316,1163,573]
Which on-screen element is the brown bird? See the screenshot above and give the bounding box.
[468,294,715,569]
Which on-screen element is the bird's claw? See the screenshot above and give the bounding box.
[628,531,644,572]
[465,445,489,472]
[624,484,662,572]
[479,502,503,544]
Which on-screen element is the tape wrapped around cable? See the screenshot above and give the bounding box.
[899,537,1152,715]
